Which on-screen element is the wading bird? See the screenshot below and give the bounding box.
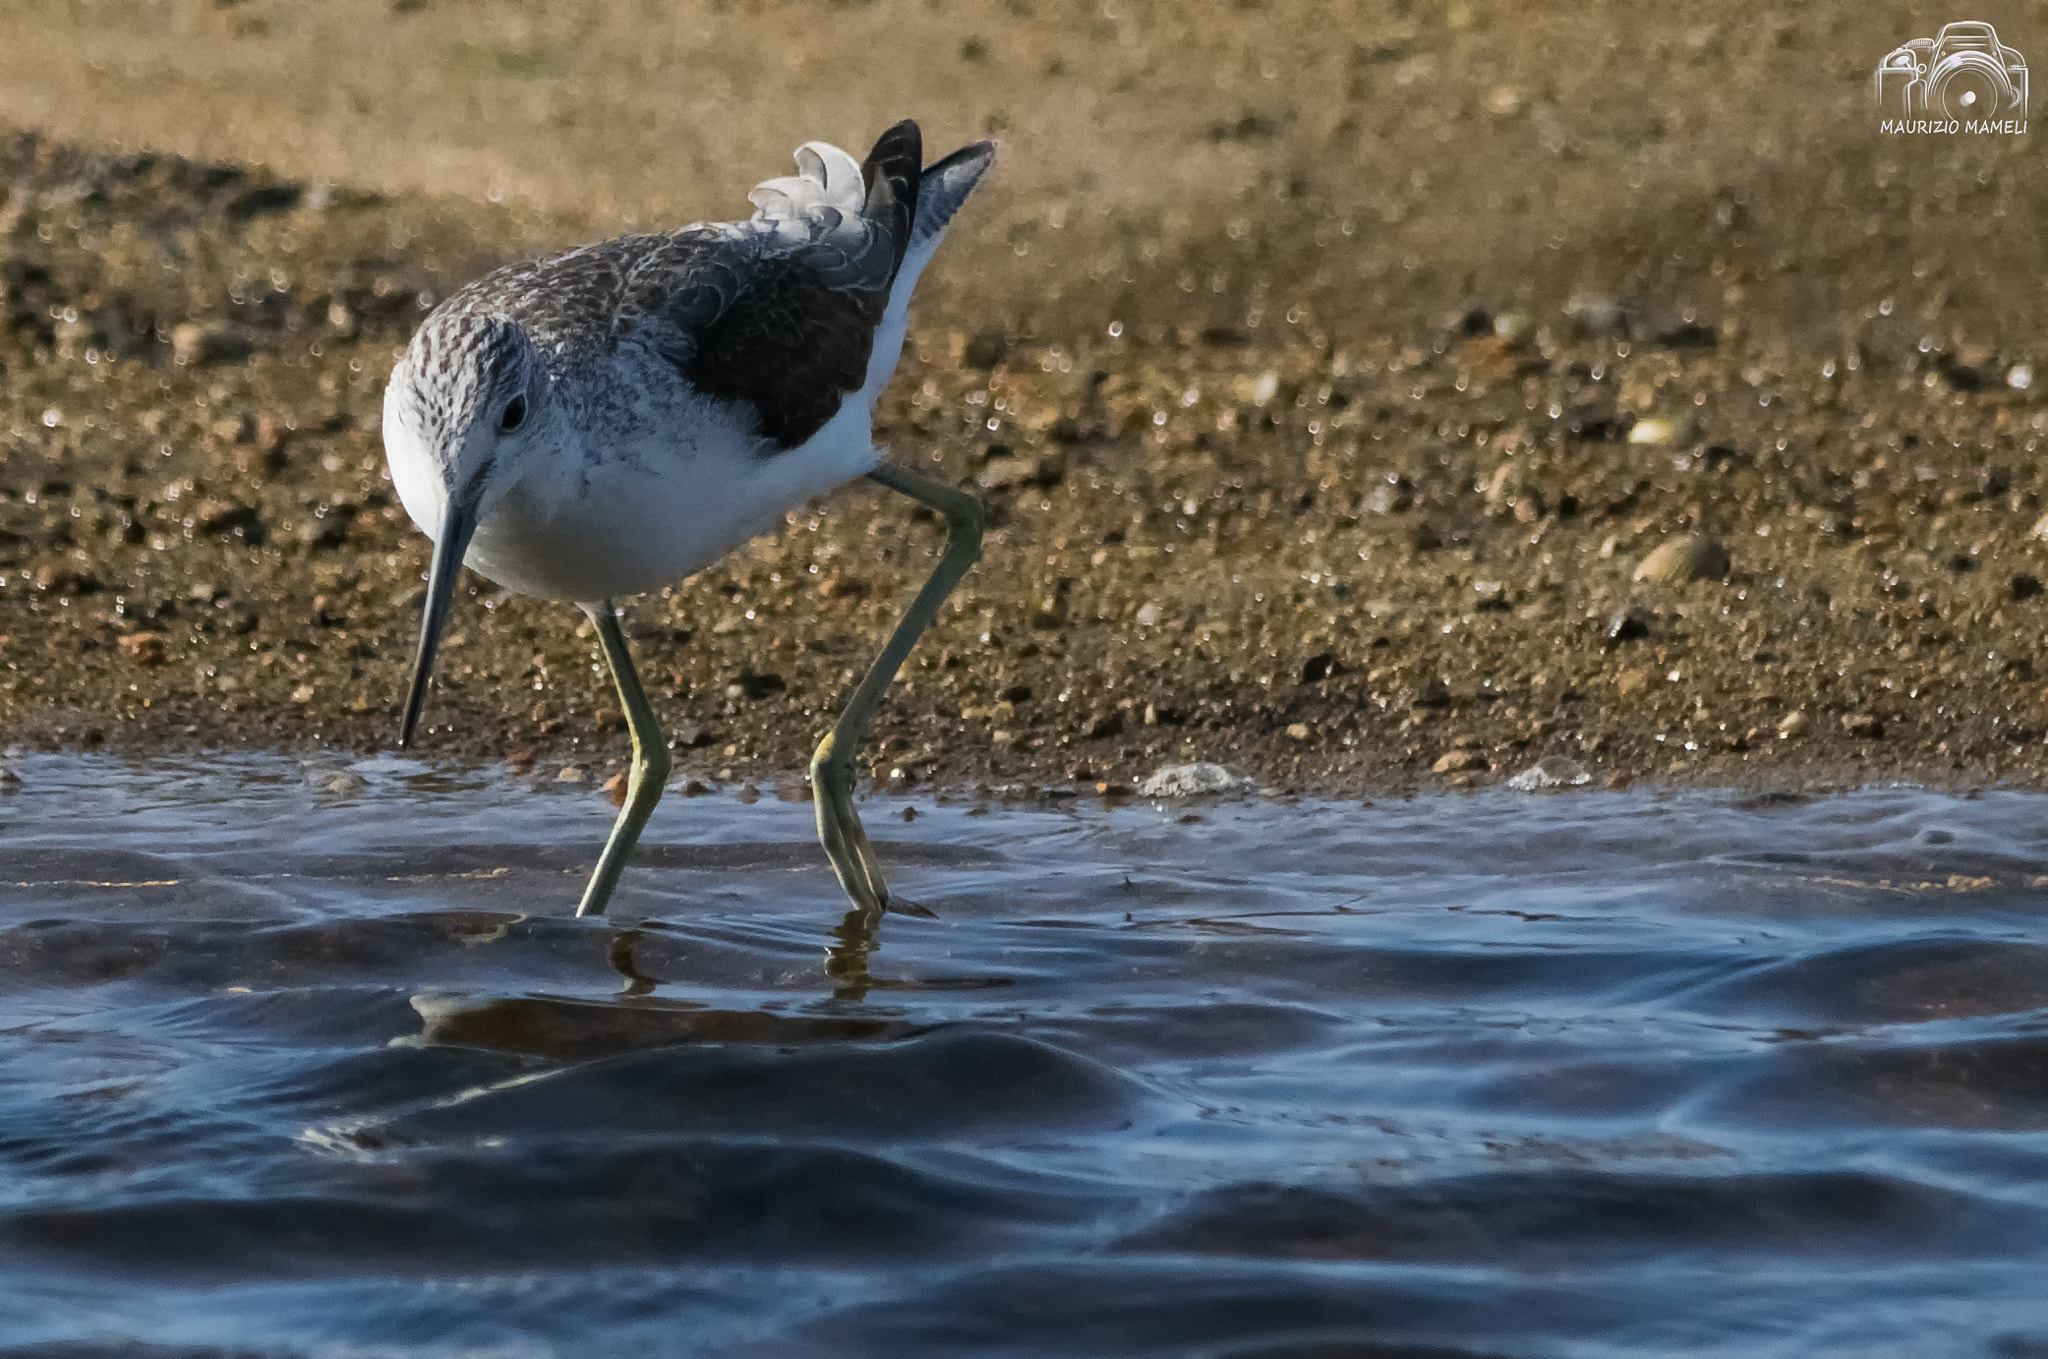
[382,121,993,924]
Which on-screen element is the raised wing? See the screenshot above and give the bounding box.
[458,122,927,451]
[639,122,923,449]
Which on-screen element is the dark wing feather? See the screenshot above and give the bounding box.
[462,124,930,451]
[641,123,927,449]
[667,236,891,447]
[859,119,921,279]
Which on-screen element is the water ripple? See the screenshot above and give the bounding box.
[3,757,2047,1355]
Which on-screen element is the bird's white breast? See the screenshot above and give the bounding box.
[462,387,884,605]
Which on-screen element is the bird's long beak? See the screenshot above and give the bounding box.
[398,497,478,749]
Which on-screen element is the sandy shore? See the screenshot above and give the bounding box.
[2,2,2046,794]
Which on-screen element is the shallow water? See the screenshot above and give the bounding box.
[4,757,2048,1358]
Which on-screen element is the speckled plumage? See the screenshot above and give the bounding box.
[383,121,996,923]
[382,122,992,602]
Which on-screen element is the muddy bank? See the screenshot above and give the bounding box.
[1,120,2046,796]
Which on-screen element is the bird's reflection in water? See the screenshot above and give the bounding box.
[825,904,885,1001]
[606,925,662,998]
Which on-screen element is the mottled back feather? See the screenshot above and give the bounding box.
[425,121,975,451]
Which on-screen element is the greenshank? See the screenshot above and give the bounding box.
[382,121,994,921]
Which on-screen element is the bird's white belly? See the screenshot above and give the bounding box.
[462,399,883,603]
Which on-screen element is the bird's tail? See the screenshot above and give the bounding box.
[910,139,996,250]
[858,120,922,280]
[750,123,993,267]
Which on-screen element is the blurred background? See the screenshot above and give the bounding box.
[2,0,2041,349]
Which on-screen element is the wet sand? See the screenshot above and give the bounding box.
[2,2,2047,794]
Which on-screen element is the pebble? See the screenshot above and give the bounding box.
[1432,749,1488,774]
[1137,762,1253,797]
[1626,414,1697,446]
[1565,293,1638,337]
[34,565,103,597]
[305,768,366,796]
[1284,722,1311,740]
[1777,711,1809,739]
[117,631,168,666]
[170,319,254,367]
[1841,712,1885,738]
[1605,609,1649,644]
[1633,535,1731,584]
[1505,755,1592,791]
[0,764,20,794]
[556,765,587,783]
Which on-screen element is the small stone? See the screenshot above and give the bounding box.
[305,768,366,796]
[815,574,870,600]
[974,455,1061,491]
[1565,293,1637,338]
[1605,610,1649,644]
[170,320,254,367]
[602,772,628,806]
[1633,535,1731,584]
[1483,84,1524,117]
[1626,414,1697,446]
[1135,601,1163,627]
[1505,755,1591,791]
[194,499,265,541]
[1616,667,1652,697]
[295,514,350,551]
[728,669,785,701]
[1363,475,1413,514]
[557,765,587,783]
[34,565,103,597]
[679,779,713,796]
[290,684,315,703]
[1432,749,1488,774]
[1841,712,1884,738]
[1137,762,1253,797]
[2011,573,2044,602]
[1285,722,1311,740]
[0,764,21,794]
[1777,711,1809,739]
[116,631,167,667]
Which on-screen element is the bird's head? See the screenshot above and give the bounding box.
[382,309,544,748]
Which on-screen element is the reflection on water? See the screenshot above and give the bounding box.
[4,755,2048,1357]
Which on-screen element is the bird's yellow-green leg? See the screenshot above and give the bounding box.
[811,462,984,915]
[576,599,672,918]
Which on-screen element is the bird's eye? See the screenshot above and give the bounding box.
[498,395,527,434]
